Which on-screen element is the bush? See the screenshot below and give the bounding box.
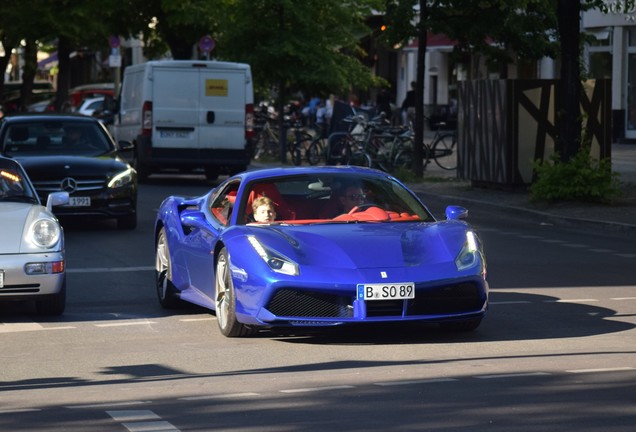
[530,146,622,203]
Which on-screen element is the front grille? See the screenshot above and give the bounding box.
[366,300,404,317]
[0,285,40,293]
[33,178,105,193]
[266,289,353,318]
[408,282,484,315]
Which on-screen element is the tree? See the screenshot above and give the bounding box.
[383,0,562,177]
[219,0,383,162]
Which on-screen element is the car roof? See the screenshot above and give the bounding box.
[232,165,393,183]
[1,113,102,124]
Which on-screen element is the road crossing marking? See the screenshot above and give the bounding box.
[107,410,180,432]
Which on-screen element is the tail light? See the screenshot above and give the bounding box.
[245,103,254,139]
[141,101,152,136]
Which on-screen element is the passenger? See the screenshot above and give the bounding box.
[251,196,277,223]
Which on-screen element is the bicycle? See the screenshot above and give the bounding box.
[398,116,457,171]
[287,120,315,165]
[252,111,280,160]
[424,116,457,170]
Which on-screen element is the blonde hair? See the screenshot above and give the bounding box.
[252,196,275,212]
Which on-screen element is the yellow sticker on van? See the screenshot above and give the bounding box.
[205,79,228,96]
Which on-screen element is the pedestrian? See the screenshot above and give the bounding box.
[401,81,417,126]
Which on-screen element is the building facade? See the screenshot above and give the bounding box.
[583,1,636,142]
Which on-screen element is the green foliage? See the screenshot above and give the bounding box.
[218,0,382,98]
[530,146,622,203]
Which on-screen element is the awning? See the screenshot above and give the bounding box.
[37,52,58,70]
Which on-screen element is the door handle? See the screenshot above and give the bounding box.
[207,111,215,124]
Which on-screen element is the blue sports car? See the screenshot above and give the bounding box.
[154,166,488,337]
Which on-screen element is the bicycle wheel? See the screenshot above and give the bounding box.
[432,133,457,170]
[393,148,413,171]
[307,138,325,165]
[348,150,372,168]
[326,133,352,165]
[291,145,302,166]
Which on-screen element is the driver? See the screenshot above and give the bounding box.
[339,184,367,213]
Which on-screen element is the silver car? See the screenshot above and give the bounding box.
[0,156,69,315]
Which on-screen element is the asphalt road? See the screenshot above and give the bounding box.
[1,174,635,432]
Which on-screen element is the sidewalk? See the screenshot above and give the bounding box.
[410,143,636,232]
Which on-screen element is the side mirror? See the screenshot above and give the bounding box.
[46,191,69,211]
[445,205,468,220]
[180,209,208,231]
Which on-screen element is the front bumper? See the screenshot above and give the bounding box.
[0,252,65,300]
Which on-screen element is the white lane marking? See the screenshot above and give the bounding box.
[67,401,150,409]
[611,297,636,301]
[0,323,75,333]
[122,421,179,432]
[179,317,215,322]
[280,385,355,393]
[180,392,260,401]
[108,410,181,432]
[475,372,552,379]
[550,299,599,303]
[107,410,161,422]
[0,408,41,414]
[615,253,636,258]
[566,367,636,374]
[374,378,457,386]
[67,266,154,274]
[95,320,157,328]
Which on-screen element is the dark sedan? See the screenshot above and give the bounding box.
[0,114,137,229]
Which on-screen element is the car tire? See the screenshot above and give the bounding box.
[205,167,219,181]
[155,227,181,309]
[117,213,137,230]
[35,279,66,316]
[215,247,256,337]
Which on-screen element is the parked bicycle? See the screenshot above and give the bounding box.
[423,115,457,171]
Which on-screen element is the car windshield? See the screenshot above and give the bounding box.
[239,173,434,225]
[1,120,114,157]
[0,161,38,204]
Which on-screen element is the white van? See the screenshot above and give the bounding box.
[111,60,254,181]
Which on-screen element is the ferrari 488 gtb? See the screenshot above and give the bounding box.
[154,166,488,337]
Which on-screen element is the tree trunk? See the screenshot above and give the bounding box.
[19,38,38,111]
[412,0,428,177]
[54,36,72,112]
[0,36,18,93]
[557,0,582,162]
[277,79,287,164]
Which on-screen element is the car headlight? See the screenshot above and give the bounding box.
[108,168,134,189]
[248,235,299,276]
[30,218,61,249]
[454,230,483,271]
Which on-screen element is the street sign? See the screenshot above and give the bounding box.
[109,35,120,49]
[198,35,215,54]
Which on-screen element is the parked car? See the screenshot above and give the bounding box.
[0,156,69,315]
[0,113,138,229]
[76,96,104,117]
[68,83,114,109]
[154,166,489,337]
